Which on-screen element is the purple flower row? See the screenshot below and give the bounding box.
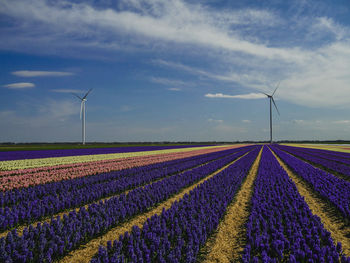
[0,146,252,232]
[91,146,261,263]
[284,145,350,159]
[275,145,350,178]
[1,151,213,207]
[0,145,212,161]
[1,146,246,207]
[286,145,350,163]
[0,146,257,262]
[242,147,349,263]
[271,145,350,220]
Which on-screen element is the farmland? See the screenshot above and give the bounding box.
[0,144,349,262]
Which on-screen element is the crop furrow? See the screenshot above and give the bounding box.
[200,146,263,263]
[275,144,350,181]
[242,147,349,262]
[89,147,261,263]
[0,147,255,262]
[0,146,249,237]
[270,145,350,220]
[270,148,350,257]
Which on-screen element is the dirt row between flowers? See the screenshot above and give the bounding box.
[270,148,350,256]
[282,144,350,154]
[199,146,263,263]
[277,148,350,182]
[0,149,244,239]
[58,151,251,263]
[0,145,242,191]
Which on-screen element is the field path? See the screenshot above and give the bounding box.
[58,150,252,263]
[200,147,262,263]
[270,147,350,256]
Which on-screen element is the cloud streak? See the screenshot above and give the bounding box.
[1,0,350,108]
[168,88,181,91]
[3,82,35,89]
[12,70,74,77]
[0,0,309,62]
[205,93,266,99]
[208,118,223,123]
[150,77,188,87]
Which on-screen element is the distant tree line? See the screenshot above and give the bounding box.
[2,140,350,146]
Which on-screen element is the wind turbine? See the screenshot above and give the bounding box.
[72,89,92,145]
[262,83,280,144]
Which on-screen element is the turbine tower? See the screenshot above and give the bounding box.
[72,89,92,145]
[262,83,280,144]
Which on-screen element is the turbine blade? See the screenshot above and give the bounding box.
[272,81,280,96]
[83,88,93,99]
[80,101,83,120]
[262,92,270,97]
[272,97,280,115]
[72,93,83,100]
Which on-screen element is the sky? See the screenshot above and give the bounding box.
[1,0,350,142]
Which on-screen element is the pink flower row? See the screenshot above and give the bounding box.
[0,146,238,191]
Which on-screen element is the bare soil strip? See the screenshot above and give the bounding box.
[270,148,350,256]
[59,152,250,263]
[280,148,350,182]
[200,147,263,263]
[0,151,241,239]
[283,143,350,154]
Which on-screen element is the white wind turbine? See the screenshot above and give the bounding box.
[72,89,92,145]
[262,83,280,144]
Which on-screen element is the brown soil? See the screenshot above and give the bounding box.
[200,147,262,263]
[58,151,250,263]
[270,148,350,256]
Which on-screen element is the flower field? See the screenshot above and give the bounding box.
[0,144,349,262]
[0,145,213,162]
[0,145,231,171]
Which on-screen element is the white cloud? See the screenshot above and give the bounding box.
[153,59,279,90]
[3,82,35,89]
[0,0,306,62]
[292,119,305,124]
[150,77,188,87]
[205,93,266,99]
[312,17,348,40]
[333,120,350,124]
[38,99,78,119]
[1,0,350,109]
[0,98,78,130]
[12,70,74,77]
[276,42,350,108]
[160,39,350,108]
[153,60,210,78]
[168,88,181,91]
[0,103,79,142]
[242,119,251,123]
[208,118,224,123]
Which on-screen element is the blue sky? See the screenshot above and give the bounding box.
[1,0,350,142]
